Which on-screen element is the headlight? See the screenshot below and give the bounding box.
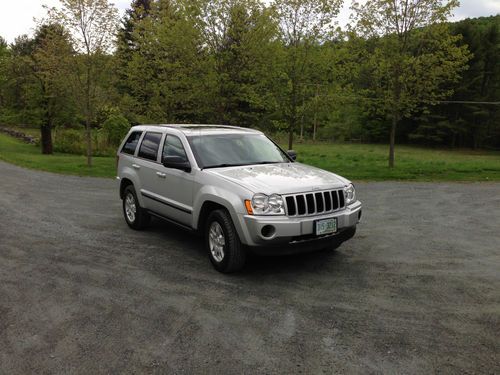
[249,193,285,215]
[344,184,356,205]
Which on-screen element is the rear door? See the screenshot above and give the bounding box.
[134,131,166,214]
[147,133,194,226]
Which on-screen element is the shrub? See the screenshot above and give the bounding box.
[54,129,85,154]
[101,114,130,147]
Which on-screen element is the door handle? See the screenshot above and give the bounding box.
[132,164,140,170]
[156,172,166,178]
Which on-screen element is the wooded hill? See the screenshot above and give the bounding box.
[0,0,498,168]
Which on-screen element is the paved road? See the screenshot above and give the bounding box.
[0,161,499,374]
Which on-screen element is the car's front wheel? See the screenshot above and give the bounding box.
[123,185,150,230]
[205,209,246,273]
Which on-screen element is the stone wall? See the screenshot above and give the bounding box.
[0,126,38,144]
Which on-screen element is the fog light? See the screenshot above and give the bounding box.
[261,225,276,238]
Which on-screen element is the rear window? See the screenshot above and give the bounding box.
[121,131,142,155]
[138,132,162,161]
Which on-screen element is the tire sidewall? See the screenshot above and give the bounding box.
[123,186,140,229]
[205,211,232,271]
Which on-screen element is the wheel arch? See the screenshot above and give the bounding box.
[196,200,228,234]
[120,178,134,199]
[192,183,252,244]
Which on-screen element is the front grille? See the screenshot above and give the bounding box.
[284,189,345,216]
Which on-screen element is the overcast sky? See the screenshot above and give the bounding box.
[1,0,499,43]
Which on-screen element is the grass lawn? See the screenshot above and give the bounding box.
[293,142,500,181]
[1,132,499,181]
[0,133,115,178]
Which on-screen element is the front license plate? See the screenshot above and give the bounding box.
[315,218,337,236]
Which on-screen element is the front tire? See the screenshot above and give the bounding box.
[205,209,246,273]
[123,185,150,230]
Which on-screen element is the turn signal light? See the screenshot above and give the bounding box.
[244,200,253,215]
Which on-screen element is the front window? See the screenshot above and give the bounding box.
[187,133,290,169]
[162,135,188,162]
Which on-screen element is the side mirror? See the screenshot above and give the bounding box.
[287,150,297,161]
[162,156,191,172]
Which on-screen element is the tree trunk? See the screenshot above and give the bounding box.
[388,115,397,168]
[300,91,305,140]
[86,118,92,166]
[288,72,299,150]
[313,111,317,142]
[389,64,401,169]
[313,84,319,142]
[288,107,296,150]
[40,124,53,154]
[41,96,53,155]
[85,64,92,167]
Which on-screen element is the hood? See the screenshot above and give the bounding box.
[206,162,349,195]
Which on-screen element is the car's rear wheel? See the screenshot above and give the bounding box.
[123,185,150,230]
[205,209,246,273]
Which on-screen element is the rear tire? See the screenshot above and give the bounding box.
[205,209,246,273]
[123,185,150,230]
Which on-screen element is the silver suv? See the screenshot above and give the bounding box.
[117,124,362,272]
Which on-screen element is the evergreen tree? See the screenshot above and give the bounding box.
[116,0,152,98]
[202,0,280,128]
[122,0,213,123]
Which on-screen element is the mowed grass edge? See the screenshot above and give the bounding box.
[1,132,499,181]
[0,133,116,178]
[293,142,500,181]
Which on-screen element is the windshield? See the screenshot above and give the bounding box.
[187,133,290,169]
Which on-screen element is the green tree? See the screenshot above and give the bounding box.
[449,16,500,148]
[32,24,75,154]
[101,113,130,146]
[46,0,118,166]
[2,27,75,153]
[199,0,280,128]
[116,0,152,97]
[117,0,152,56]
[298,37,362,141]
[2,36,34,125]
[351,0,470,167]
[122,0,212,123]
[0,36,9,111]
[272,0,343,149]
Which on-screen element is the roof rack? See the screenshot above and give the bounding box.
[161,124,240,129]
[130,123,261,134]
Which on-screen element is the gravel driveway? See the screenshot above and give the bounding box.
[0,161,499,374]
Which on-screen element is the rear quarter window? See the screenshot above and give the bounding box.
[121,131,142,155]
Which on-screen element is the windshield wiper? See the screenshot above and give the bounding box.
[203,161,285,169]
[203,163,248,169]
[253,161,282,165]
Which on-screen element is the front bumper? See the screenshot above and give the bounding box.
[235,200,362,247]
